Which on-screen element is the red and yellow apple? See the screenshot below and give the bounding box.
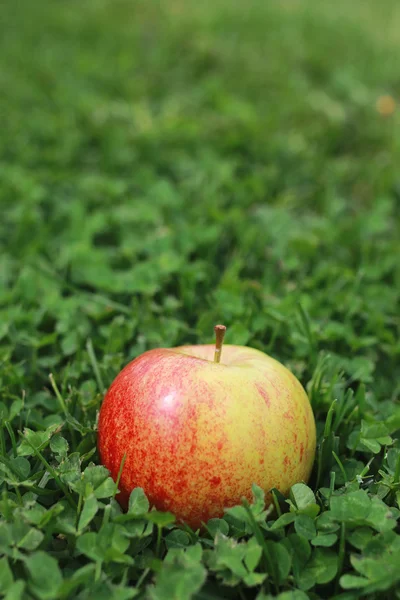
[98,327,316,529]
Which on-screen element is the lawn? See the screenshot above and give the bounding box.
[1,0,400,598]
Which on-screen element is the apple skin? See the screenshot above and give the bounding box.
[98,344,316,529]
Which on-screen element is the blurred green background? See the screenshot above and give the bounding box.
[1,0,399,397]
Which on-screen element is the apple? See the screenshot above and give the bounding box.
[98,325,316,529]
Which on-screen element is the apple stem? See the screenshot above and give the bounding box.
[214,324,227,363]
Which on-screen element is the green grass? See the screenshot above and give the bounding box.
[1,0,400,598]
